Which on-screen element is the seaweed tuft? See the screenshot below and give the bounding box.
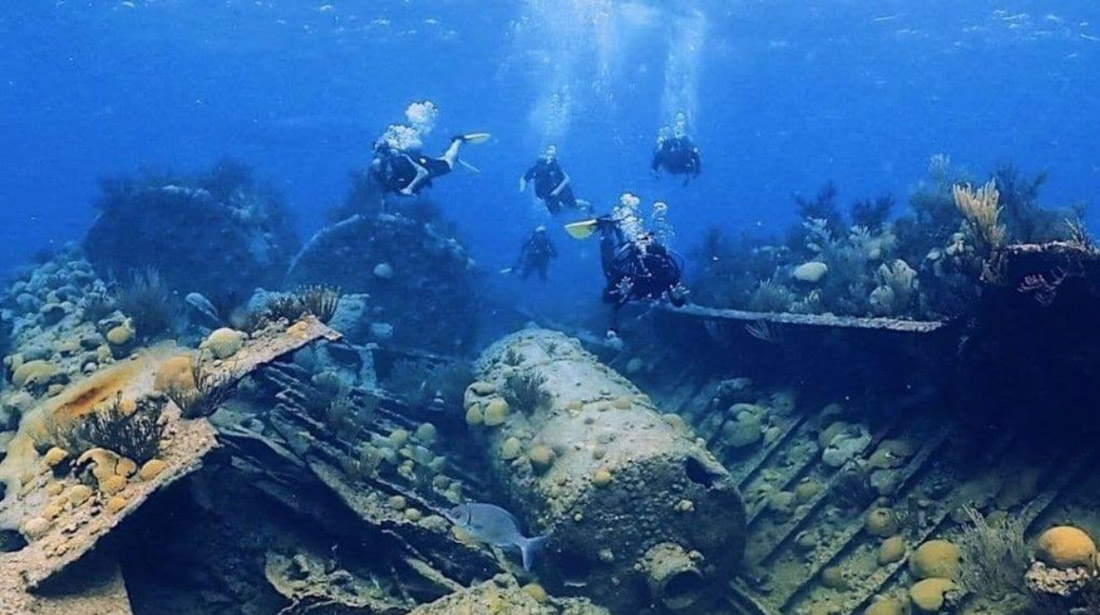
[57,394,165,464]
[165,356,237,419]
[243,285,341,332]
[115,268,180,339]
[298,285,342,324]
[501,371,550,413]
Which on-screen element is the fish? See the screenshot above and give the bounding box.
[184,292,223,328]
[445,503,548,571]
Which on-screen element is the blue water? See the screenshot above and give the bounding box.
[2,1,1097,306]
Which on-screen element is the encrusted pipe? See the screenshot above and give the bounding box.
[467,329,746,614]
[642,542,707,612]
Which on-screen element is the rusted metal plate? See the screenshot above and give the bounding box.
[0,552,133,615]
[0,317,339,608]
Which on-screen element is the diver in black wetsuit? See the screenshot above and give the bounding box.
[519,145,589,214]
[651,112,702,185]
[594,214,687,334]
[372,133,487,196]
[511,226,557,282]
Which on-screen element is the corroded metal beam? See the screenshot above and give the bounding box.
[663,304,947,333]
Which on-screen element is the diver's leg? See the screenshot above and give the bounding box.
[399,156,431,195]
[600,237,615,278]
[401,165,430,195]
[545,197,562,215]
[440,138,463,169]
[560,186,578,210]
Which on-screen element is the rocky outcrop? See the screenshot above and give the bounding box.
[84,164,298,304]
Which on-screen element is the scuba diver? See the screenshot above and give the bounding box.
[651,111,701,185]
[565,195,687,335]
[519,145,590,214]
[506,226,557,282]
[372,133,490,196]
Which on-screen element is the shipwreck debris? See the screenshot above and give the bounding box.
[471,329,746,614]
[664,303,947,334]
[955,241,1100,434]
[264,547,409,615]
[407,573,610,615]
[216,357,506,607]
[11,551,135,615]
[0,316,338,611]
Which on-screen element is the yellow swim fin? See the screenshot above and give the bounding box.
[565,219,599,240]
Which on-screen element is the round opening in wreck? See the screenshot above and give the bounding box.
[660,567,707,611]
[684,454,719,488]
[556,550,595,588]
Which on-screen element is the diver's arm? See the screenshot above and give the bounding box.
[551,172,570,197]
[399,155,430,195]
[520,165,537,193]
[692,148,702,177]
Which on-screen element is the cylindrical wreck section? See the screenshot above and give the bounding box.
[468,329,745,614]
